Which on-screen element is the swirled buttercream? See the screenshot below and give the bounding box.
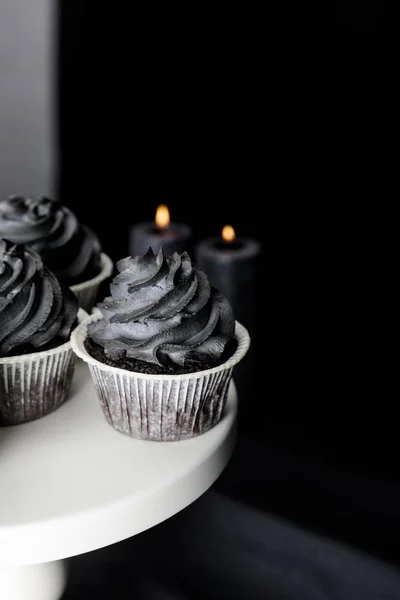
[0,239,78,357]
[88,248,235,368]
[0,196,101,285]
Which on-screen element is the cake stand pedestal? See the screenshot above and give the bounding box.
[0,361,237,600]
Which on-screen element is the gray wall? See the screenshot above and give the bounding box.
[0,0,55,199]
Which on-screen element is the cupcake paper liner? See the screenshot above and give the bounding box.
[0,309,87,426]
[71,313,250,441]
[70,253,114,314]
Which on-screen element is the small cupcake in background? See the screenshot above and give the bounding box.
[0,239,85,426]
[71,248,250,441]
[0,195,113,313]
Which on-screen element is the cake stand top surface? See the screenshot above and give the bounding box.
[0,361,237,568]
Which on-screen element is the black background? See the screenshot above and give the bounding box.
[56,4,268,261]
[56,0,399,577]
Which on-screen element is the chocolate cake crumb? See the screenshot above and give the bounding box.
[85,337,237,376]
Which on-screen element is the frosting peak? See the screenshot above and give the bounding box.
[88,248,235,369]
[0,239,78,357]
[0,195,101,285]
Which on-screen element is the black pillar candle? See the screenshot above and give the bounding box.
[194,226,261,331]
[129,205,192,258]
[194,226,261,416]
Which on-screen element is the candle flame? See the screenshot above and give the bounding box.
[155,204,170,229]
[221,225,235,243]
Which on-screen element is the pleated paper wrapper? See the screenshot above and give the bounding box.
[71,314,250,441]
[0,309,87,426]
[70,253,113,314]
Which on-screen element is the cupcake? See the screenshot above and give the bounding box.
[0,239,84,426]
[0,195,113,313]
[71,248,250,441]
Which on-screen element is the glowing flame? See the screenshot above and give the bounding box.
[221,225,235,243]
[155,204,170,229]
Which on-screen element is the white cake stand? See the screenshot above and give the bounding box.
[0,360,237,600]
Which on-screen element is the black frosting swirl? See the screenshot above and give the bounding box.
[0,239,78,357]
[0,196,101,285]
[88,248,235,368]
